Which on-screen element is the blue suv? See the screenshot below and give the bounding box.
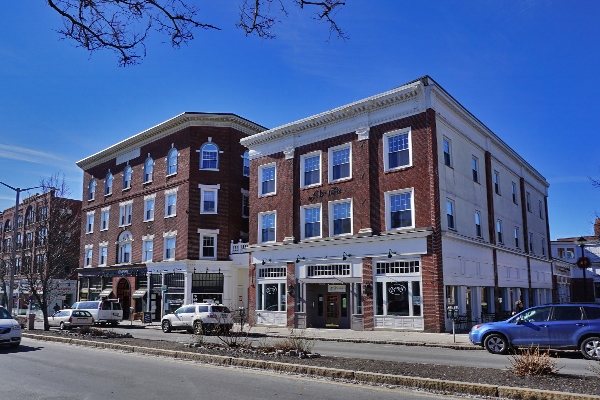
[469,303,600,360]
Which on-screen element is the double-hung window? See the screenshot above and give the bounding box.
[101,208,110,231]
[475,212,482,238]
[88,180,96,201]
[86,212,94,234]
[199,229,218,259]
[123,165,132,190]
[105,173,113,195]
[497,220,503,244]
[442,137,452,167]
[118,231,133,264]
[384,128,411,171]
[472,156,479,182]
[259,163,276,196]
[301,152,321,187]
[199,184,219,214]
[200,142,219,170]
[167,148,178,175]
[330,199,352,236]
[164,233,176,260]
[144,195,155,221]
[85,248,93,267]
[446,199,455,230]
[165,188,178,217]
[259,211,276,243]
[512,182,518,203]
[329,144,351,182]
[385,189,413,230]
[144,157,153,183]
[526,192,532,212]
[242,151,250,177]
[301,204,321,239]
[99,245,107,266]
[514,227,520,248]
[493,171,500,195]
[119,201,133,227]
[142,238,153,262]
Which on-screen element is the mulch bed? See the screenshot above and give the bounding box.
[26,329,600,397]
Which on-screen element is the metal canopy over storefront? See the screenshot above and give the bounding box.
[131,289,147,299]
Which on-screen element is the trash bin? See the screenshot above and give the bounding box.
[28,313,36,330]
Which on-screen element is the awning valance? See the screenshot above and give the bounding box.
[98,289,113,298]
[131,289,147,299]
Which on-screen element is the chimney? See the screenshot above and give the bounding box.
[595,218,600,237]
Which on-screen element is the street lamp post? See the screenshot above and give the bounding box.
[576,236,588,302]
[0,181,41,315]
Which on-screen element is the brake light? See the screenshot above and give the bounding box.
[68,317,72,323]
[207,313,217,319]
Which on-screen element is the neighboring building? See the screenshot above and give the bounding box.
[241,76,552,333]
[552,219,600,303]
[75,112,264,320]
[0,190,81,313]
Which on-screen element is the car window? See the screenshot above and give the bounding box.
[112,303,121,310]
[0,308,11,319]
[101,301,113,310]
[212,306,230,313]
[584,306,600,320]
[552,306,582,321]
[181,306,194,313]
[78,301,98,309]
[174,307,185,315]
[198,306,209,313]
[520,307,551,323]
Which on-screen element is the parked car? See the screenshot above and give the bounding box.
[0,306,21,348]
[71,300,123,326]
[48,309,94,330]
[469,303,600,360]
[161,303,233,334]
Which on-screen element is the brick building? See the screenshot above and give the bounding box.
[0,190,81,313]
[76,112,264,320]
[241,76,552,333]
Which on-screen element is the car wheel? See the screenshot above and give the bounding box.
[484,333,509,355]
[60,322,67,331]
[162,320,172,333]
[581,337,600,360]
[193,321,204,335]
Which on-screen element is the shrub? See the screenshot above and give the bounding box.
[507,345,561,376]
[272,329,314,354]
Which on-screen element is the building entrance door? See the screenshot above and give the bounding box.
[326,294,339,327]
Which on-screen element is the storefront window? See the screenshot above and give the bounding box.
[376,281,421,316]
[257,282,286,311]
[355,283,363,314]
[412,281,421,316]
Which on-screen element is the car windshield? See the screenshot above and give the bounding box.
[0,308,11,319]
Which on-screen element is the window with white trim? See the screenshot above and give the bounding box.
[257,282,286,311]
[376,260,420,274]
[471,156,479,182]
[475,211,482,238]
[105,172,113,195]
[199,184,219,214]
[98,245,107,266]
[144,196,155,221]
[493,171,500,195]
[375,280,422,317]
[101,208,110,231]
[383,127,411,171]
[497,220,503,244]
[258,267,286,278]
[258,211,276,243]
[117,231,133,264]
[144,157,153,183]
[167,147,178,175]
[119,202,133,226]
[446,199,455,230]
[329,144,351,182]
[164,234,176,260]
[301,204,321,239]
[329,199,352,236]
[385,189,413,231]
[200,142,219,170]
[88,179,96,201]
[512,182,518,204]
[514,227,520,248]
[165,190,177,217]
[199,229,218,259]
[142,239,153,262]
[86,212,94,234]
[307,264,350,277]
[300,151,321,188]
[85,248,93,267]
[242,151,250,177]
[259,163,276,196]
[442,137,452,167]
[122,165,132,190]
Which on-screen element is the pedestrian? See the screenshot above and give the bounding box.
[53,303,60,313]
[513,300,524,315]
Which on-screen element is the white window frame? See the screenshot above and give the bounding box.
[117,231,133,264]
[446,199,455,230]
[200,142,219,170]
[100,207,110,231]
[119,201,133,227]
[144,157,154,183]
[512,182,518,204]
[328,143,352,183]
[383,127,412,172]
[471,156,479,183]
[514,227,520,249]
[384,188,414,231]
[493,171,500,195]
[163,231,177,260]
[122,165,132,190]
[258,163,276,197]
[105,173,113,196]
[144,195,155,222]
[442,136,452,167]
[86,211,94,234]
[497,220,504,244]
[198,229,219,259]
[142,237,153,262]
[199,184,220,214]
[329,198,353,237]
[165,188,178,218]
[258,211,277,244]
[300,151,322,188]
[300,203,322,240]
[98,245,107,266]
[167,147,178,176]
[242,151,250,177]
[85,246,93,267]
[475,211,482,238]
[88,180,96,201]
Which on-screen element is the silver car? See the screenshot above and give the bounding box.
[161,303,233,334]
[49,309,95,330]
[0,306,21,348]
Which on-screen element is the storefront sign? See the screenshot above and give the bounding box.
[328,284,346,293]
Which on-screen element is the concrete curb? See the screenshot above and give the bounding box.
[23,333,598,400]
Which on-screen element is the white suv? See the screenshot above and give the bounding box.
[0,306,21,348]
[71,300,123,326]
[161,303,233,334]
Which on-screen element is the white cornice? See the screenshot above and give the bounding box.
[76,113,266,170]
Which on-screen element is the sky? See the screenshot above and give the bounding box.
[0,1,599,240]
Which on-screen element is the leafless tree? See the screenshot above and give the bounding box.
[46,0,347,66]
[18,174,81,331]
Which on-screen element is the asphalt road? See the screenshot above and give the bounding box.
[2,338,470,400]
[101,324,596,377]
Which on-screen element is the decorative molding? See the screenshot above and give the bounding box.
[356,124,370,141]
[283,236,295,244]
[283,146,295,160]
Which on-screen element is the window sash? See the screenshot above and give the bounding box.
[303,155,320,186]
[388,133,409,169]
[261,166,275,195]
[332,202,351,235]
[261,214,275,242]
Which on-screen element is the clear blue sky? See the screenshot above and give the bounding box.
[0,1,598,240]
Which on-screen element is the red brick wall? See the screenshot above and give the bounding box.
[286,261,295,327]
[362,257,374,330]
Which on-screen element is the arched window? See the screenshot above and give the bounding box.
[104,172,113,195]
[200,143,219,170]
[167,148,178,175]
[122,165,132,190]
[243,150,250,177]
[143,157,154,183]
[88,179,96,200]
[117,231,133,264]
